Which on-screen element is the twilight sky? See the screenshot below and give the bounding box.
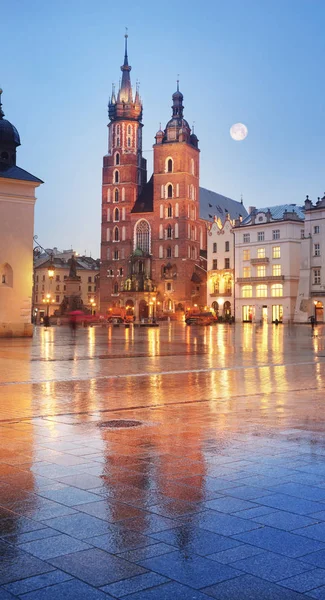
[2,0,324,258]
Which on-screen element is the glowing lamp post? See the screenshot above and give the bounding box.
[42,293,54,317]
[314,300,318,324]
[90,298,96,315]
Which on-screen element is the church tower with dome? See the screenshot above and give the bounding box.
[0,89,43,337]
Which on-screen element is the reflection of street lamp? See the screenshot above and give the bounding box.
[314,300,318,324]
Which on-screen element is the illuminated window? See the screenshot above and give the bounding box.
[273,246,280,259]
[243,249,250,261]
[257,265,266,277]
[272,229,280,240]
[257,248,265,259]
[272,264,281,276]
[135,220,150,253]
[256,284,267,297]
[243,267,251,278]
[242,285,252,298]
[243,233,250,243]
[257,231,264,242]
[271,283,283,297]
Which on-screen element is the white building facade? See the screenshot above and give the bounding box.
[294,195,325,323]
[207,215,234,319]
[0,91,43,337]
[234,205,304,324]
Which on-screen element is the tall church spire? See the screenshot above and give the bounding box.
[108,33,142,122]
[119,30,133,103]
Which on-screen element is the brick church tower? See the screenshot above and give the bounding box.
[100,34,147,315]
[100,40,206,319]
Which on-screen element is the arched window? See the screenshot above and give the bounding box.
[242,285,252,298]
[114,282,119,294]
[256,284,267,298]
[167,247,172,258]
[135,219,150,253]
[167,225,172,239]
[271,284,283,297]
[167,158,173,173]
[127,137,131,147]
[116,125,120,135]
[114,170,119,184]
[114,208,119,222]
[128,124,131,134]
[212,301,219,316]
[167,184,173,199]
[114,226,119,242]
[115,153,120,166]
[114,189,119,203]
[1,263,13,287]
[117,137,120,146]
[167,204,172,218]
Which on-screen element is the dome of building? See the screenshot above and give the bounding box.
[0,118,21,148]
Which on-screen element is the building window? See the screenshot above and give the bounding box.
[135,219,150,253]
[243,249,250,261]
[114,282,119,294]
[127,137,131,147]
[114,188,119,203]
[35,285,38,291]
[257,265,266,277]
[225,241,230,252]
[213,243,217,253]
[314,225,320,234]
[271,283,283,297]
[314,243,321,256]
[116,137,120,146]
[114,250,119,260]
[56,284,60,291]
[273,246,280,259]
[225,258,230,269]
[42,275,45,282]
[63,285,66,291]
[114,207,119,222]
[242,285,253,298]
[167,158,173,173]
[272,305,283,322]
[243,266,251,278]
[212,259,218,270]
[88,286,92,292]
[36,275,39,282]
[114,226,119,241]
[88,276,92,282]
[272,264,281,276]
[56,275,60,282]
[167,204,172,218]
[119,268,123,276]
[114,170,119,183]
[167,225,172,239]
[56,295,60,303]
[272,229,280,240]
[243,233,250,243]
[257,231,264,242]
[35,295,38,303]
[314,269,321,284]
[166,282,172,291]
[167,247,172,258]
[167,184,173,199]
[257,248,266,259]
[115,153,120,166]
[256,284,267,297]
[301,229,305,239]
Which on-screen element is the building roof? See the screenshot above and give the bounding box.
[0,163,43,183]
[131,176,154,213]
[199,188,247,221]
[241,204,305,225]
[35,256,99,271]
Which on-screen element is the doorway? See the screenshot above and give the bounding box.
[315,301,324,323]
[139,299,148,321]
[262,306,268,323]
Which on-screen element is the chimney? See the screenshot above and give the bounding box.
[248,206,256,214]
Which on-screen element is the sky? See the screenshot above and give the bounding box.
[2,0,325,258]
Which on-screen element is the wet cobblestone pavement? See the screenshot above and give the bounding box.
[1,323,325,599]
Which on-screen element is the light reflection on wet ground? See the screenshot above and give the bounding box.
[1,323,325,598]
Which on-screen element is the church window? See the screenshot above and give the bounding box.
[114,208,119,222]
[135,219,150,253]
[167,158,173,173]
[114,170,119,184]
[174,244,179,258]
[127,137,131,147]
[114,189,119,203]
[114,282,119,294]
[116,125,120,134]
[115,153,120,166]
[114,226,119,241]
[127,125,131,134]
[167,225,172,239]
[167,247,172,258]
[167,204,172,218]
[117,137,120,146]
[167,184,173,199]
[114,250,119,260]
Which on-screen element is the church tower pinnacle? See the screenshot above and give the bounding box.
[108,33,142,122]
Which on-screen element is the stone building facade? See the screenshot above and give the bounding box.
[207,216,235,319]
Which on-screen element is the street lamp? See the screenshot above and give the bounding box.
[47,254,55,280]
[314,300,318,324]
[42,293,54,317]
[90,298,96,315]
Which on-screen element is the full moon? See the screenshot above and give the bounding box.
[230,123,248,141]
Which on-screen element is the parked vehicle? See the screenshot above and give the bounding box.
[185,310,217,325]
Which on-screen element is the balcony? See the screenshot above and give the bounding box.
[250,257,269,265]
[237,275,284,283]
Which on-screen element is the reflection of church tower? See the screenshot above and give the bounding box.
[100,34,147,315]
